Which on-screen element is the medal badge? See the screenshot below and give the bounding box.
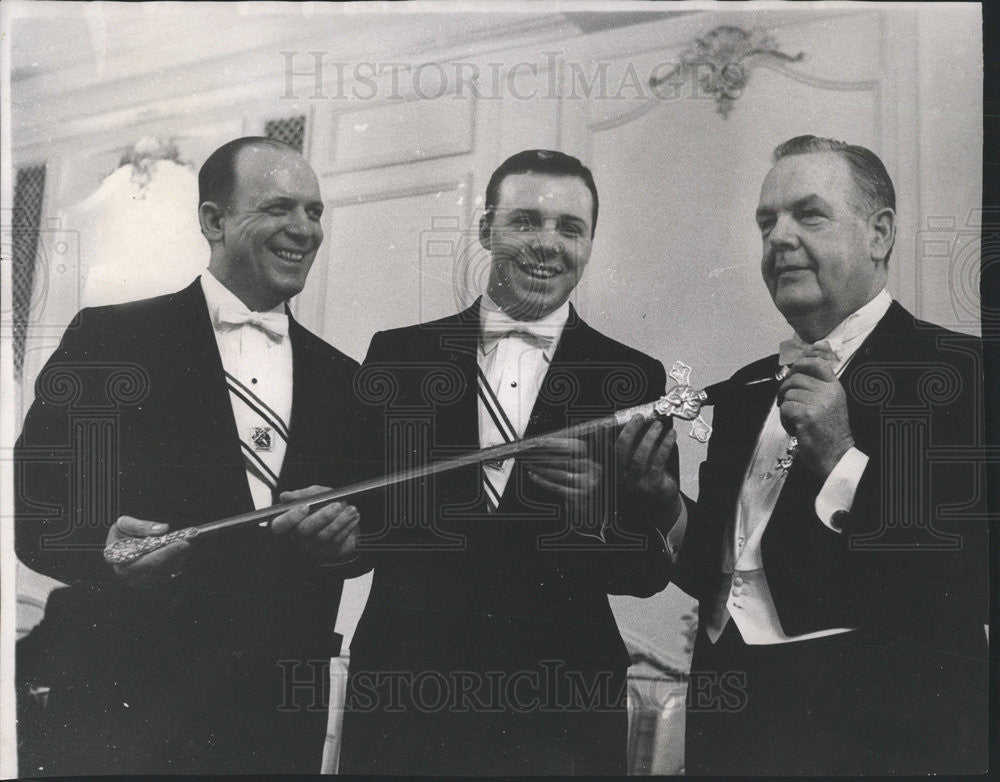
[250,426,273,451]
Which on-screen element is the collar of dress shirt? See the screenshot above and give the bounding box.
[479,293,570,357]
[781,289,892,371]
[200,272,288,332]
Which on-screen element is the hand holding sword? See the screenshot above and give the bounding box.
[614,361,707,531]
[105,362,712,569]
[105,516,194,584]
[776,343,854,480]
[105,489,361,583]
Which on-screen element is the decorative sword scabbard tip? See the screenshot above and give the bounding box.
[103,527,200,566]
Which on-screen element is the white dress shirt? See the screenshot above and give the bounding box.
[200,273,293,511]
[477,295,569,499]
[672,290,892,644]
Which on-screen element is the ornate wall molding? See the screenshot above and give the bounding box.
[587,24,877,133]
[649,25,804,118]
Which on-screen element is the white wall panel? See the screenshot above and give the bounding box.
[327,97,475,173]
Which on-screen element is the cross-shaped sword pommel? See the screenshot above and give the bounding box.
[654,384,708,421]
[652,361,713,442]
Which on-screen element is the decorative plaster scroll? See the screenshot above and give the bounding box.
[587,25,877,133]
[649,25,804,118]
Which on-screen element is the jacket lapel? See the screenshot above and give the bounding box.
[171,278,254,512]
[522,305,587,440]
[420,302,484,517]
[724,367,782,478]
[435,301,482,452]
[682,359,781,601]
[279,315,317,492]
[837,301,911,448]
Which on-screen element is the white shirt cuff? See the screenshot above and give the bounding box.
[664,500,688,562]
[815,447,869,531]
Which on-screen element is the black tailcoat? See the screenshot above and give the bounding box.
[15,279,366,774]
[679,302,988,775]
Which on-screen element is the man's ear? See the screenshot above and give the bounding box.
[479,214,491,252]
[199,201,225,242]
[869,206,895,263]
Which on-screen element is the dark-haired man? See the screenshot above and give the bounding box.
[333,149,676,775]
[15,137,365,774]
[619,136,988,774]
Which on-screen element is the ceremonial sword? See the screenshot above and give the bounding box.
[105,362,715,566]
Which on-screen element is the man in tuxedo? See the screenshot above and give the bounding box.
[331,149,676,775]
[618,135,988,775]
[15,137,364,774]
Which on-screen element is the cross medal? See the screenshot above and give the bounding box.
[766,365,797,478]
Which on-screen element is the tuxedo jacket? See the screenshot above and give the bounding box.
[678,302,987,651]
[340,300,673,775]
[350,299,673,680]
[15,278,365,772]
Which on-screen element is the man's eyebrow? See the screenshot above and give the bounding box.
[558,215,588,232]
[755,194,828,221]
[499,207,539,219]
[790,194,827,210]
[259,196,324,209]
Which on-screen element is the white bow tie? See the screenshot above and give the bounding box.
[481,310,557,350]
[217,304,289,341]
[777,336,836,367]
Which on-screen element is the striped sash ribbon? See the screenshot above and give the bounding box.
[225,370,289,492]
[476,365,517,512]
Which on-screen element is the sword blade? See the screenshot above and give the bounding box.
[105,386,706,565]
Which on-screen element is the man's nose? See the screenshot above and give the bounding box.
[285,208,321,242]
[534,225,566,258]
[768,213,798,249]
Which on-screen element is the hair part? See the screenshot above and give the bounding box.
[483,149,599,236]
[198,136,297,211]
[772,135,896,216]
